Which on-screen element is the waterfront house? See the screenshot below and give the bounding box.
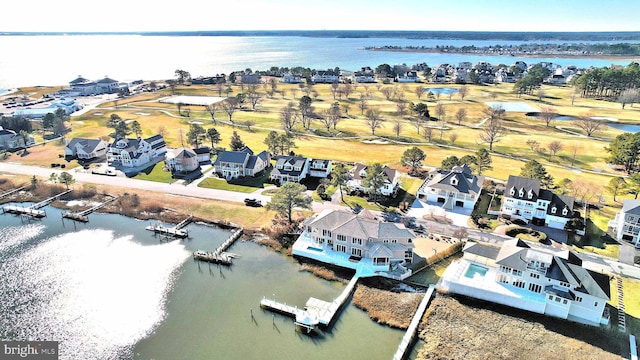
[495,68,517,83]
[416,164,484,210]
[213,146,270,180]
[354,67,376,83]
[346,163,398,197]
[280,73,303,84]
[107,134,167,169]
[269,155,309,184]
[609,200,640,248]
[396,71,419,83]
[312,70,340,84]
[292,209,416,278]
[500,176,575,229]
[165,147,199,174]
[241,73,260,84]
[64,137,108,160]
[438,238,611,326]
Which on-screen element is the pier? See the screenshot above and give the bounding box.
[145,215,193,239]
[392,285,435,360]
[260,275,360,333]
[62,195,118,222]
[2,189,72,218]
[0,185,27,200]
[193,229,243,266]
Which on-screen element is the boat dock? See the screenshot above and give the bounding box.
[145,215,193,239]
[62,195,118,222]
[392,285,435,360]
[0,185,27,200]
[260,275,360,333]
[193,229,243,266]
[2,189,72,218]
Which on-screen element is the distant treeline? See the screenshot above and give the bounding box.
[3,30,640,41]
[366,43,640,56]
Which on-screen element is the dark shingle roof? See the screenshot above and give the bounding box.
[505,175,540,201]
[66,138,104,153]
[464,242,500,260]
[622,200,640,215]
[215,150,249,165]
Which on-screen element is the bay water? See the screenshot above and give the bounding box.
[0,205,403,359]
[0,34,633,89]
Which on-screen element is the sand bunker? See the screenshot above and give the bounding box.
[362,139,389,144]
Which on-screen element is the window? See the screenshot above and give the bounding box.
[559,281,570,288]
[527,189,533,199]
[548,294,553,300]
[499,265,511,274]
[519,189,524,197]
[551,206,557,214]
[337,234,346,242]
[512,280,525,288]
[351,248,362,257]
[383,239,389,244]
[391,239,397,243]
[335,244,346,253]
[510,187,515,196]
[528,283,542,293]
[530,273,540,279]
[562,207,568,216]
[575,296,583,303]
[629,216,636,222]
[554,296,561,303]
[594,302,598,307]
[352,238,362,245]
[322,229,332,237]
[562,299,567,305]
[512,269,523,277]
[450,177,458,186]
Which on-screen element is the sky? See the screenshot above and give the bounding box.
[2,0,640,33]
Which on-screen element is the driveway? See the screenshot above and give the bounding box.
[526,223,568,244]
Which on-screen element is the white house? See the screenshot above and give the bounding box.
[213,146,270,180]
[107,134,167,168]
[354,67,376,83]
[438,239,611,327]
[308,158,332,178]
[165,147,199,174]
[347,163,398,197]
[312,70,339,84]
[500,176,575,230]
[396,71,419,83]
[280,73,302,84]
[269,156,309,184]
[609,200,640,248]
[193,147,211,163]
[416,164,484,210]
[64,138,108,160]
[69,75,99,95]
[292,209,415,278]
[0,127,34,150]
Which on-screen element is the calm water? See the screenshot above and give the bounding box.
[0,35,633,89]
[0,204,403,359]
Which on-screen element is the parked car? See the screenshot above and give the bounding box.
[244,198,262,207]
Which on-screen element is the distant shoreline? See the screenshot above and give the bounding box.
[2,30,640,42]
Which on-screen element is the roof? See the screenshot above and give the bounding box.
[422,164,483,196]
[273,156,308,177]
[622,200,640,215]
[214,150,249,165]
[167,147,197,160]
[505,175,540,201]
[193,147,210,155]
[307,209,415,242]
[69,76,90,84]
[351,163,397,183]
[463,242,500,260]
[66,138,105,153]
[97,77,118,84]
[145,134,164,143]
[546,193,575,218]
[546,257,610,300]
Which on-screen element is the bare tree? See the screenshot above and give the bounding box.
[539,106,556,127]
[414,86,425,100]
[365,108,384,135]
[220,98,238,123]
[537,88,546,102]
[619,88,640,109]
[380,87,393,100]
[342,84,353,99]
[568,143,580,166]
[455,108,467,125]
[435,102,446,140]
[570,87,578,106]
[458,85,468,100]
[396,100,408,118]
[341,103,351,117]
[526,139,540,152]
[206,103,217,124]
[573,116,602,137]
[215,82,224,96]
[327,102,342,130]
[423,127,433,142]
[330,83,340,99]
[449,133,458,145]
[548,140,563,159]
[280,102,298,133]
[393,120,403,138]
[358,93,368,115]
[246,89,262,110]
[478,116,506,151]
[291,88,298,99]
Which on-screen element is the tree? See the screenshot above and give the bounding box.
[229,131,245,151]
[526,139,540,152]
[221,98,238,123]
[176,102,185,116]
[342,84,353,99]
[298,95,314,129]
[410,102,430,134]
[627,173,640,199]
[539,106,556,127]
[175,69,191,84]
[396,100,408,118]
[475,148,492,175]
[246,88,262,109]
[435,103,446,140]
[607,132,640,173]
[358,93,368,115]
[365,109,384,135]
[568,143,580,166]
[207,128,221,149]
[341,103,351,117]
[423,127,433,142]
[520,160,553,189]
[206,103,217,124]
[448,133,458,145]
[380,87,393,100]
[537,88,546,102]
[264,131,280,154]
[112,121,130,139]
[573,116,602,137]
[280,102,298,133]
[42,113,55,134]
[108,113,122,128]
[441,156,460,171]
[186,123,205,148]
[265,182,312,224]
[454,108,467,126]
[130,120,142,138]
[414,86,425,100]
[458,85,468,100]
[478,116,505,151]
[327,102,342,130]
[619,88,640,109]
[58,172,74,189]
[606,177,627,202]
[362,163,387,202]
[401,147,426,175]
[330,163,350,202]
[166,79,177,95]
[548,140,563,159]
[556,178,573,195]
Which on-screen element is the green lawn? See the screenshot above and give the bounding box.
[134,162,173,183]
[198,178,259,193]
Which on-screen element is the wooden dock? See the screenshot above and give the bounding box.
[0,185,27,200]
[260,275,360,333]
[2,189,72,218]
[393,285,435,360]
[62,196,118,222]
[193,229,243,266]
[145,215,193,239]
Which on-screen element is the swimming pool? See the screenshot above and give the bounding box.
[464,263,488,279]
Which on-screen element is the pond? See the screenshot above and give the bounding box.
[426,87,459,95]
[526,112,640,133]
